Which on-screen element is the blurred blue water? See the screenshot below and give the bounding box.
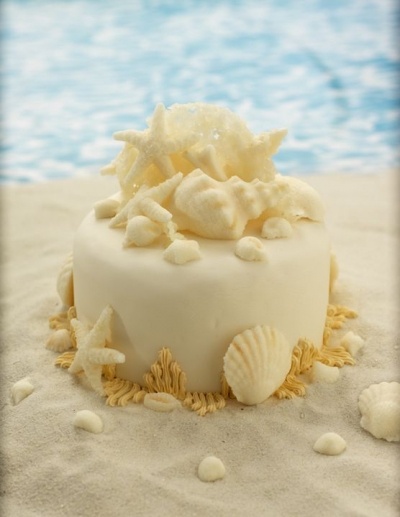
[1,0,399,183]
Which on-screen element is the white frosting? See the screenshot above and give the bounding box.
[73,214,330,393]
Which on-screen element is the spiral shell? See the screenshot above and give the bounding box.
[358,382,400,442]
[223,325,292,405]
[56,253,74,307]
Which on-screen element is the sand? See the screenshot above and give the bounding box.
[1,172,399,517]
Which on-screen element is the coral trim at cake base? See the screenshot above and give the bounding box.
[48,303,358,415]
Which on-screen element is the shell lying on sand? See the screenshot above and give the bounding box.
[56,253,74,307]
[46,328,72,353]
[313,432,347,456]
[223,325,292,405]
[143,392,181,413]
[197,456,226,482]
[358,382,400,442]
[73,410,104,434]
[11,378,34,405]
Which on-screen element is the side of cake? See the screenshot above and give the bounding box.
[47,103,356,414]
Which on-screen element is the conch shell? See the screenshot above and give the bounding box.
[223,325,292,405]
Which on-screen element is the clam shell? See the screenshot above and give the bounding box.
[223,325,292,405]
[56,253,74,307]
[358,382,400,442]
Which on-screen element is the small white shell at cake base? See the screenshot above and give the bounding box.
[56,253,74,308]
[235,237,267,262]
[223,325,292,405]
[144,392,181,413]
[311,361,340,384]
[358,382,400,442]
[163,239,201,265]
[261,217,293,239]
[46,328,72,352]
[340,331,364,357]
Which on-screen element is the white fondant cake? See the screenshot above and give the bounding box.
[50,103,356,412]
[74,215,330,393]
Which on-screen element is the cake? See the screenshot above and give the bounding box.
[47,103,356,415]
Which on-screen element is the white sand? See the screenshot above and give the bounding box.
[1,172,399,517]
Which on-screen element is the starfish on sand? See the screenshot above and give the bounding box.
[69,305,125,395]
[113,103,198,188]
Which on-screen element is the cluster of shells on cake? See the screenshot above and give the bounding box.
[94,102,325,264]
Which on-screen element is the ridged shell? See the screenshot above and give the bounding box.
[223,325,292,405]
[56,253,74,307]
[358,382,400,442]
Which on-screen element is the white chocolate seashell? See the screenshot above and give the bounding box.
[271,175,325,223]
[261,217,293,239]
[46,328,72,352]
[163,239,201,265]
[340,331,364,357]
[197,456,226,482]
[223,325,292,405]
[56,253,74,307]
[73,410,104,434]
[358,382,400,442]
[11,378,34,405]
[313,432,347,456]
[311,361,340,384]
[94,198,120,219]
[235,237,266,262]
[124,215,163,247]
[143,392,181,412]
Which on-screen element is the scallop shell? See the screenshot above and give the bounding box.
[56,253,74,307]
[358,382,400,442]
[46,328,72,352]
[11,378,34,405]
[223,325,292,405]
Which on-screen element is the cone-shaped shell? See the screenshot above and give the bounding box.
[223,325,292,405]
[358,382,400,442]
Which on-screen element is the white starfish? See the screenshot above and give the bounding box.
[68,306,125,395]
[109,172,183,228]
[113,103,198,188]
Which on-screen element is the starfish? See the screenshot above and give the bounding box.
[68,305,125,395]
[113,103,198,188]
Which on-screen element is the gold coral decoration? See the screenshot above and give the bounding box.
[143,347,187,400]
[274,304,357,399]
[49,303,358,414]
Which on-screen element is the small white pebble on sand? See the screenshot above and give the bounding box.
[313,432,347,456]
[11,378,34,405]
[197,456,226,482]
[73,410,104,434]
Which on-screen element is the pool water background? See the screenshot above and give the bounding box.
[1,0,399,183]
